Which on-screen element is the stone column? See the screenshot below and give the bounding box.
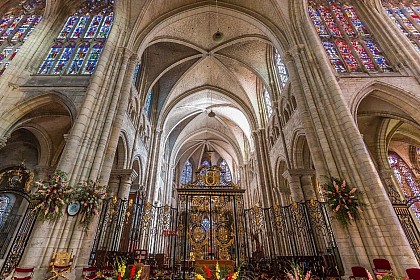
[300,170,316,200]
[252,129,274,207]
[282,169,304,202]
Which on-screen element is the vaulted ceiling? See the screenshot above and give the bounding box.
[141,9,275,173]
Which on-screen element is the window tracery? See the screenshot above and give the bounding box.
[274,49,288,88]
[220,159,232,183]
[145,90,152,117]
[0,195,11,227]
[0,0,45,75]
[180,160,193,185]
[388,153,420,221]
[38,0,114,75]
[308,0,391,73]
[263,87,273,118]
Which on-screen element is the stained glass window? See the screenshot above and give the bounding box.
[382,1,420,52]
[180,160,193,185]
[201,160,211,168]
[145,90,152,117]
[0,0,45,76]
[388,153,420,221]
[309,0,392,73]
[132,64,140,85]
[220,159,232,183]
[0,195,11,227]
[37,0,114,75]
[274,49,288,88]
[263,87,273,118]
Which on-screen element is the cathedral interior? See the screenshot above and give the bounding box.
[0,0,420,279]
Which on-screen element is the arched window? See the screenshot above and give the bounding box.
[0,0,45,75]
[308,0,391,73]
[132,64,141,85]
[0,195,11,227]
[274,49,288,88]
[201,160,211,168]
[144,90,152,117]
[388,153,420,221]
[382,1,420,52]
[38,0,113,75]
[263,87,273,118]
[219,159,232,183]
[180,160,193,185]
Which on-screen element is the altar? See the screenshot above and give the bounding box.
[174,165,245,276]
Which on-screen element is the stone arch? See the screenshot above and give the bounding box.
[114,133,129,170]
[291,131,313,170]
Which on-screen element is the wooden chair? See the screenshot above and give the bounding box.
[47,250,74,280]
[82,267,97,279]
[373,259,393,277]
[12,267,34,280]
[349,266,370,280]
[406,268,420,280]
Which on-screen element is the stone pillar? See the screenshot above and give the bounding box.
[282,169,304,202]
[252,129,274,207]
[300,171,316,200]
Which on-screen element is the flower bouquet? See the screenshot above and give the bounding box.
[114,258,143,280]
[322,177,363,225]
[32,170,73,222]
[195,262,239,280]
[74,179,106,230]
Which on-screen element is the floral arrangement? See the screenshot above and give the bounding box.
[32,170,73,222]
[195,262,239,280]
[322,177,363,225]
[285,262,311,280]
[74,179,106,230]
[114,258,143,280]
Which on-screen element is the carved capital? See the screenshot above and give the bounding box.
[0,136,7,149]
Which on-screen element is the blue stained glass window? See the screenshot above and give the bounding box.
[132,64,140,85]
[0,0,45,76]
[85,15,103,39]
[263,87,273,118]
[388,153,420,222]
[382,1,420,52]
[82,43,103,74]
[68,43,90,74]
[180,160,193,185]
[309,0,392,73]
[220,159,232,183]
[0,195,11,227]
[145,90,152,117]
[201,160,211,167]
[51,44,75,74]
[38,0,114,75]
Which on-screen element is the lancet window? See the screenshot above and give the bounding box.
[0,195,11,227]
[180,160,193,185]
[145,90,152,117]
[308,0,391,73]
[132,64,140,85]
[388,153,420,221]
[0,0,45,75]
[274,49,288,88]
[220,159,232,183]
[382,1,420,52]
[264,87,273,118]
[38,0,114,75]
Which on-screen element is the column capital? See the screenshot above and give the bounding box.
[283,169,315,179]
[0,136,7,149]
[110,169,138,183]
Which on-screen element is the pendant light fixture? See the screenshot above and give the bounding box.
[212,0,224,43]
[208,90,216,117]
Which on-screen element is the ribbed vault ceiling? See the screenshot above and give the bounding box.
[141,9,274,173]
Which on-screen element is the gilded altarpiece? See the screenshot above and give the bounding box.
[175,165,245,269]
